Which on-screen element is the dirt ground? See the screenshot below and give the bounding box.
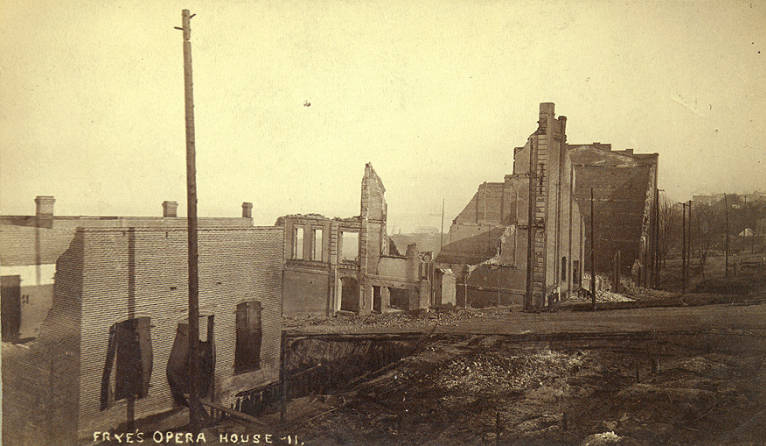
[282,334,766,445]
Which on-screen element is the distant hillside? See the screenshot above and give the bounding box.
[389,233,446,256]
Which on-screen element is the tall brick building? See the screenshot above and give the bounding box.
[280,163,454,317]
[438,103,660,307]
[438,103,587,309]
[1,199,284,445]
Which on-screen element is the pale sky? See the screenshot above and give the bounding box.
[1,0,765,231]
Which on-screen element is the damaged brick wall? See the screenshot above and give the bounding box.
[9,226,284,443]
[569,146,659,282]
[282,163,398,317]
[76,226,283,439]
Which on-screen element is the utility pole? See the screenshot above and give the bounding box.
[176,9,201,431]
[654,188,661,288]
[688,200,693,285]
[590,188,596,310]
[440,198,445,253]
[724,193,730,277]
[525,140,537,312]
[681,203,686,294]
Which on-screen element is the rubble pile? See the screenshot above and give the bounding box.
[283,307,507,330]
[567,289,635,303]
[294,334,766,446]
[430,349,584,395]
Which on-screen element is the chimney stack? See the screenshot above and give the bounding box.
[242,202,253,219]
[35,196,55,228]
[539,102,555,117]
[162,201,179,218]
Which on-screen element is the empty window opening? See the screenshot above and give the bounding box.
[341,231,359,263]
[390,287,409,310]
[235,301,262,373]
[100,317,153,410]
[166,315,215,405]
[573,260,580,286]
[293,227,304,259]
[561,257,567,282]
[340,277,360,312]
[312,228,323,261]
[373,286,382,313]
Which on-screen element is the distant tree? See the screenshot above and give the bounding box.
[657,194,680,269]
[692,202,717,279]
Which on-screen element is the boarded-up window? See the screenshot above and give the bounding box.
[166,316,216,406]
[312,228,323,261]
[293,227,304,259]
[235,301,262,373]
[341,231,359,262]
[101,317,153,410]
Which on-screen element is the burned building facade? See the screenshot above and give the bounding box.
[438,103,660,307]
[281,163,455,317]
[567,144,659,286]
[1,199,283,445]
[438,103,587,309]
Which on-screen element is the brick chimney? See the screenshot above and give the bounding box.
[539,102,555,117]
[162,201,178,217]
[35,196,55,228]
[242,202,253,219]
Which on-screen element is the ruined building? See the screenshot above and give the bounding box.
[437,103,660,307]
[567,144,659,286]
[1,198,283,445]
[280,163,455,317]
[437,103,586,309]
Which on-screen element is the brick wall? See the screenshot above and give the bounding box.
[2,231,85,445]
[30,226,285,441]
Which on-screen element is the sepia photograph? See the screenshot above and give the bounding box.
[1,1,765,444]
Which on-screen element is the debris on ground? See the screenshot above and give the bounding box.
[288,334,766,446]
[283,306,510,330]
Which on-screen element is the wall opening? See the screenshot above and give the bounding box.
[166,315,215,406]
[561,256,567,282]
[100,317,153,410]
[1,275,21,341]
[389,287,409,309]
[340,231,359,263]
[373,286,381,313]
[573,260,580,287]
[340,277,359,312]
[235,301,262,373]
[293,227,304,259]
[312,228,323,261]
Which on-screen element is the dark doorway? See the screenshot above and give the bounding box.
[1,275,21,341]
[390,287,409,309]
[573,260,580,287]
[373,286,381,313]
[235,301,262,373]
[340,277,359,312]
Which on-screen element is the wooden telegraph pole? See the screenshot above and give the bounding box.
[440,198,445,252]
[590,188,596,310]
[176,9,202,431]
[688,200,692,285]
[525,140,536,312]
[681,203,686,294]
[724,193,730,277]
